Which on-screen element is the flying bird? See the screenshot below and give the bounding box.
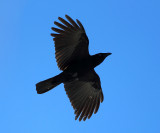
[36,15,112,121]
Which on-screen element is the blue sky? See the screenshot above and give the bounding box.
[0,0,160,132]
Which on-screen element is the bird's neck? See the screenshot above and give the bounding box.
[90,55,101,69]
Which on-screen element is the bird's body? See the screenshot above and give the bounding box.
[36,15,111,121]
[64,54,107,74]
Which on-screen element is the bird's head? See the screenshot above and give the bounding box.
[93,53,112,67]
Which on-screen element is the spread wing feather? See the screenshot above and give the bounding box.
[64,70,104,121]
[51,15,89,71]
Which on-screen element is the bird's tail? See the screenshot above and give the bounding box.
[36,72,64,94]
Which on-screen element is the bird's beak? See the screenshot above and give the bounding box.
[104,53,112,58]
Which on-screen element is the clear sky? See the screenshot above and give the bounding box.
[0,0,160,133]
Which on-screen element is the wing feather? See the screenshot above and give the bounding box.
[94,94,100,114]
[76,19,85,31]
[65,15,80,29]
[58,17,76,31]
[88,95,97,119]
[54,21,72,32]
[51,27,65,34]
[79,98,90,121]
[82,94,94,121]
[51,15,89,70]
[64,70,104,121]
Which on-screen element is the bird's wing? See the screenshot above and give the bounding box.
[51,15,89,71]
[64,70,104,121]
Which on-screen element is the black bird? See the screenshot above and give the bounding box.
[36,15,112,121]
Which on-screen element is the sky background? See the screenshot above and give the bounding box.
[0,0,160,133]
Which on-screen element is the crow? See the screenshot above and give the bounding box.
[36,15,112,121]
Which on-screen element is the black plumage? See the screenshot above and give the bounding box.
[36,15,112,121]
